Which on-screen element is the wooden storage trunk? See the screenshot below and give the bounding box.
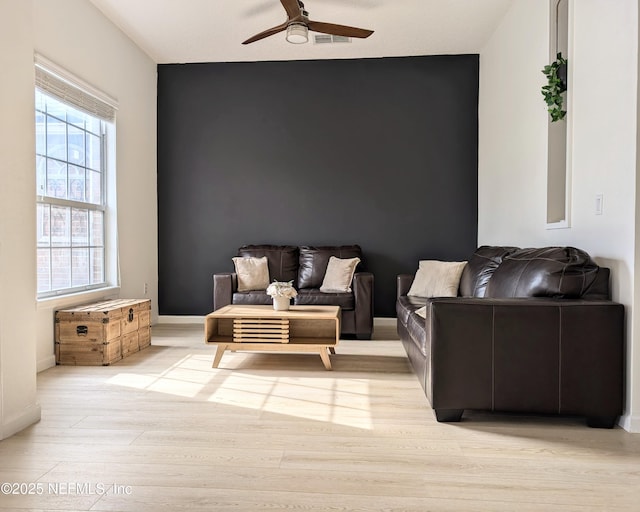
[55,299,151,365]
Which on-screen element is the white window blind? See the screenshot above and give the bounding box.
[34,54,118,122]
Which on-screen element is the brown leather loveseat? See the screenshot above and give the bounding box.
[396,246,624,428]
[214,244,374,339]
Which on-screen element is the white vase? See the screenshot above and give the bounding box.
[272,296,290,311]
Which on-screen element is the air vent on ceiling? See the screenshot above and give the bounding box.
[313,34,351,44]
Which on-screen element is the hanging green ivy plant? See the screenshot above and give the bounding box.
[541,52,567,122]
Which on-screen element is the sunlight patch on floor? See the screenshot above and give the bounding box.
[106,353,374,429]
[206,372,374,430]
[106,354,212,398]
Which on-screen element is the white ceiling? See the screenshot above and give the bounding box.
[88,0,513,64]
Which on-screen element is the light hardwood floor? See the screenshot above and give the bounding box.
[1,321,639,511]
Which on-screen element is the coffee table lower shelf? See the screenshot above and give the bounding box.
[205,305,341,370]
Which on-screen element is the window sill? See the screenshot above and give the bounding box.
[546,219,571,230]
[36,286,120,311]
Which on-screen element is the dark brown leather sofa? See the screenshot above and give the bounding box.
[396,246,624,428]
[214,244,374,339]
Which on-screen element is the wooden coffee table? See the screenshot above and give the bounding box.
[204,305,341,370]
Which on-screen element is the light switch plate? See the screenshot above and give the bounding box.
[595,194,604,215]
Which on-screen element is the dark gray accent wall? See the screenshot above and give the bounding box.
[157,55,478,317]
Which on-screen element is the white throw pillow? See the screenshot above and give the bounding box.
[415,306,427,319]
[407,260,467,298]
[232,256,270,292]
[320,256,361,293]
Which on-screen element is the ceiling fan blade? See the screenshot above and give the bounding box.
[307,20,373,39]
[280,0,302,20]
[242,22,289,44]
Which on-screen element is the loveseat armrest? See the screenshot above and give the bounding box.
[353,272,374,339]
[213,272,237,311]
[397,274,414,298]
[426,297,624,425]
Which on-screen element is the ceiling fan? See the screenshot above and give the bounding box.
[242,0,374,45]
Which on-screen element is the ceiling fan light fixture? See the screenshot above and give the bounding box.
[286,23,308,44]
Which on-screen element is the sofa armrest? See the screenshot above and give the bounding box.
[213,273,236,311]
[426,297,624,419]
[397,274,414,298]
[353,272,374,338]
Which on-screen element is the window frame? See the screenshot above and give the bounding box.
[34,56,119,300]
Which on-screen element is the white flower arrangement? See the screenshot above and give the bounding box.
[266,280,298,299]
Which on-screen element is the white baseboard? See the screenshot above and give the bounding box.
[618,413,640,433]
[1,403,41,440]
[37,355,56,373]
[374,317,396,327]
[158,315,206,324]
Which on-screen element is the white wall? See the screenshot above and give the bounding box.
[0,0,41,439]
[31,0,158,371]
[479,1,549,246]
[479,0,639,431]
[0,0,156,438]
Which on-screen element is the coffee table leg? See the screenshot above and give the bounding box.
[329,347,336,355]
[212,344,227,368]
[319,347,332,370]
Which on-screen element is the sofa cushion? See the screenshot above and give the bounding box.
[238,245,299,283]
[485,246,599,299]
[396,295,427,326]
[582,267,611,300]
[232,256,270,292]
[406,308,429,357]
[459,246,519,297]
[320,256,361,293]
[407,260,467,298]
[297,245,362,289]
[232,290,272,305]
[295,288,355,310]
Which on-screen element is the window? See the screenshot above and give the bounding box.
[35,59,117,298]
